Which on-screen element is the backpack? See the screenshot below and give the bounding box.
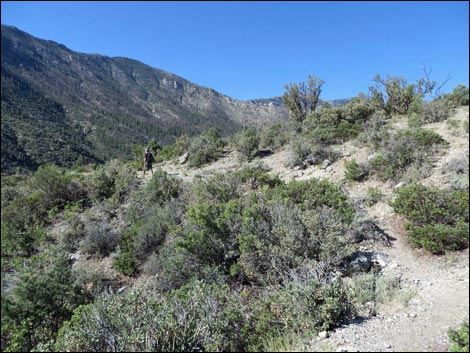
[148,152,154,163]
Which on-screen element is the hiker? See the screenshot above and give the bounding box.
[143,148,154,178]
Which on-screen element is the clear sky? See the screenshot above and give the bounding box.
[1,1,469,101]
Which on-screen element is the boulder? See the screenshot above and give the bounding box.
[349,255,372,272]
[322,159,331,169]
[179,152,189,165]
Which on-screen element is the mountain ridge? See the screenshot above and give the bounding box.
[1,25,291,172]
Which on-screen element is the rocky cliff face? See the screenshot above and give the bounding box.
[1,25,288,171]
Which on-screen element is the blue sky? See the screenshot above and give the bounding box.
[1,1,469,101]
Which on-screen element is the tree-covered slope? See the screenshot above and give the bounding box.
[1,25,289,172]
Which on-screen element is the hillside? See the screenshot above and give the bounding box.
[2,102,466,352]
[1,39,468,351]
[145,106,469,352]
[1,25,290,172]
[114,103,469,351]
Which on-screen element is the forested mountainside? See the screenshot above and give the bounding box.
[1,25,291,173]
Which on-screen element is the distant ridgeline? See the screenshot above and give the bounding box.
[1,25,287,173]
[1,25,351,174]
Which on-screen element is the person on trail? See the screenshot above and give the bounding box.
[143,148,154,178]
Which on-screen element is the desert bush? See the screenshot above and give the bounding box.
[356,111,390,149]
[348,273,400,315]
[237,197,309,284]
[89,168,115,202]
[238,193,354,285]
[286,135,313,168]
[391,184,469,254]
[445,84,469,107]
[279,178,355,224]
[79,221,120,258]
[188,128,224,167]
[344,95,377,122]
[1,251,87,352]
[54,281,244,352]
[286,137,340,169]
[445,154,469,175]
[448,322,469,352]
[234,165,282,190]
[259,124,288,150]
[233,127,260,160]
[144,245,201,291]
[155,135,190,162]
[112,227,138,277]
[178,199,242,271]
[57,213,86,253]
[244,277,353,351]
[344,159,369,182]
[369,74,418,116]
[362,187,384,206]
[408,112,423,129]
[422,99,454,123]
[370,128,447,181]
[133,205,174,260]
[463,120,469,134]
[137,169,181,209]
[304,106,362,144]
[401,161,434,184]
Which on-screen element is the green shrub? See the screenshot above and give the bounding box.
[259,124,288,150]
[233,127,260,160]
[244,278,353,351]
[448,322,469,352]
[368,74,418,116]
[304,107,362,144]
[391,184,469,254]
[178,199,242,271]
[79,221,120,258]
[188,128,224,167]
[238,198,309,284]
[155,135,190,162]
[405,221,469,254]
[363,187,384,206]
[356,111,390,149]
[408,112,423,129]
[422,99,453,123]
[370,129,447,181]
[280,178,355,224]
[344,159,368,182]
[2,251,87,352]
[112,227,138,276]
[89,168,115,202]
[30,164,70,210]
[54,281,244,352]
[445,84,469,107]
[344,95,376,122]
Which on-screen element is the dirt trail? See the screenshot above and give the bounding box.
[139,107,469,352]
